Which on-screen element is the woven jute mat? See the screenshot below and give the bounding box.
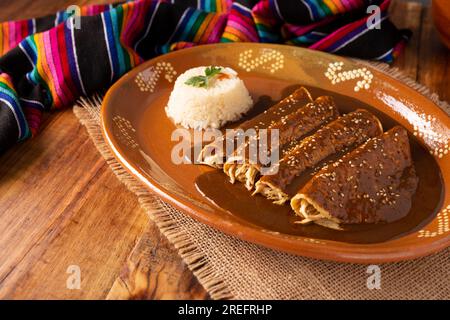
[74,62,450,300]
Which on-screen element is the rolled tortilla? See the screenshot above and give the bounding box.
[223,96,339,189]
[254,109,383,204]
[197,87,313,168]
[291,126,418,230]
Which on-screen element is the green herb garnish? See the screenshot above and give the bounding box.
[185,66,223,88]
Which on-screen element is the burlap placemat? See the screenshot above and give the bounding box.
[74,62,449,300]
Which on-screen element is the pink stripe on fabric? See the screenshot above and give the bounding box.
[309,16,366,50]
[286,15,335,37]
[51,26,74,105]
[16,22,23,48]
[340,0,353,11]
[208,15,227,43]
[9,22,16,50]
[44,31,67,106]
[122,0,142,47]
[252,0,278,25]
[228,10,252,27]
[227,19,257,41]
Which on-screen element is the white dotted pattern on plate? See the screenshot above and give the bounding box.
[135,62,177,92]
[418,204,450,238]
[303,238,325,245]
[413,114,450,159]
[113,116,138,149]
[238,49,284,73]
[324,61,373,92]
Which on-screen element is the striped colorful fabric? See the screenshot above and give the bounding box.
[221,2,259,43]
[0,3,120,55]
[0,0,410,152]
[0,73,30,142]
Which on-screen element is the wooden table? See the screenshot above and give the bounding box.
[0,0,448,300]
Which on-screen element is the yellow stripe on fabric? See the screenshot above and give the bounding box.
[3,23,9,55]
[35,34,59,108]
[200,13,221,43]
[217,0,223,13]
[0,73,14,89]
[324,0,339,14]
[331,0,346,12]
[221,31,241,42]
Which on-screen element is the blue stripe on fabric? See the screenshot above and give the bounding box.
[27,19,34,35]
[170,8,195,43]
[103,12,121,80]
[0,87,30,140]
[309,0,325,19]
[64,23,84,97]
[109,9,126,76]
[233,3,252,17]
[257,30,278,43]
[22,38,37,66]
[178,9,201,42]
[290,33,323,45]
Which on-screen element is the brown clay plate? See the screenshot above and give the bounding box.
[101,43,450,263]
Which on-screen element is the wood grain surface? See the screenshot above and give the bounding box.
[0,0,448,300]
[0,0,207,300]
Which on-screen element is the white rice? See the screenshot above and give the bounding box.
[165,66,253,129]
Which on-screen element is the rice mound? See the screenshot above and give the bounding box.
[165,66,253,129]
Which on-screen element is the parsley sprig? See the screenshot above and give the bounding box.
[185,66,223,88]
